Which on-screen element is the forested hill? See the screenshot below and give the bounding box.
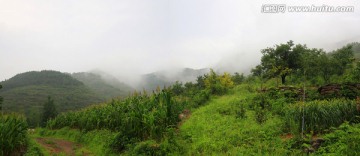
[71,72,133,99]
[0,70,103,126]
[1,70,83,91]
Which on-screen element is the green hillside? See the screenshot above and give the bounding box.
[4,41,360,155]
[0,70,103,127]
[72,72,133,99]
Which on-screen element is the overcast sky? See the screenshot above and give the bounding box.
[1,0,359,83]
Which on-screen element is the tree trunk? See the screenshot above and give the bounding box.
[281,75,286,85]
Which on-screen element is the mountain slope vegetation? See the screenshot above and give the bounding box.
[0,70,103,126]
[72,72,133,99]
[3,41,360,155]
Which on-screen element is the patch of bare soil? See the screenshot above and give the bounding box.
[35,137,91,156]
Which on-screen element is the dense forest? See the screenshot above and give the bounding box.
[1,41,360,155]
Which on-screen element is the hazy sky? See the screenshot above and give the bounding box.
[1,0,359,83]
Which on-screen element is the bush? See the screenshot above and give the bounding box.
[110,132,138,152]
[131,140,161,156]
[193,90,210,107]
[316,122,360,155]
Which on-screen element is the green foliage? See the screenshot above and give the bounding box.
[171,81,184,96]
[178,85,297,155]
[0,84,3,112]
[255,108,267,124]
[130,140,161,155]
[231,72,245,85]
[72,72,133,99]
[47,90,183,152]
[316,122,360,155]
[1,70,83,91]
[350,61,360,81]
[0,114,29,156]
[253,41,356,85]
[0,71,103,127]
[204,69,234,95]
[41,96,58,127]
[196,75,206,90]
[250,93,270,124]
[284,99,360,133]
[331,45,354,76]
[110,132,138,152]
[24,137,46,156]
[258,40,304,84]
[33,127,117,155]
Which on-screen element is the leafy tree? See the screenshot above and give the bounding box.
[41,96,58,127]
[251,65,264,77]
[232,72,245,85]
[204,69,234,95]
[259,40,303,84]
[331,45,354,76]
[184,82,195,90]
[298,48,335,84]
[196,75,206,89]
[220,72,234,88]
[171,81,184,95]
[317,53,338,83]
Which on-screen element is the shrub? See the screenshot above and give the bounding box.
[316,122,360,155]
[110,132,138,153]
[131,140,161,156]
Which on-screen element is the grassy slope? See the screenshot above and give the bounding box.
[177,85,301,155]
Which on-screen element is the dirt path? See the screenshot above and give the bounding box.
[35,137,91,156]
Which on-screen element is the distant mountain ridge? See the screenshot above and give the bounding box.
[138,68,209,91]
[72,72,133,99]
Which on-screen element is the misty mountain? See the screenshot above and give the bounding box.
[138,68,209,91]
[72,72,133,99]
[0,70,103,126]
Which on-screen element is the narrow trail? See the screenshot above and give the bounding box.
[35,137,91,156]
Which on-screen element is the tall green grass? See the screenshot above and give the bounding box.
[0,114,28,156]
[285,99,360,133]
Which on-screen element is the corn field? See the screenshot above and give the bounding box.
[47,90,184,141]
[0,114,28,156]
[285,99,360,133]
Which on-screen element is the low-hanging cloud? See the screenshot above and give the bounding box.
[0,0,359,85]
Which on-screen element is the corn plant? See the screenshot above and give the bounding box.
[47,90,184,151]
[0,114,28,156]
